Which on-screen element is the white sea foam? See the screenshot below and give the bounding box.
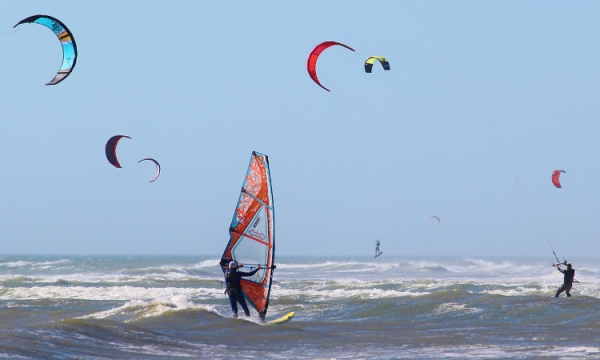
[77,294,220,323]
[435,302,483,315]
[0,285,224,301]
[0,259,71,269]
[3,257,600,302]
[188,259,222,269]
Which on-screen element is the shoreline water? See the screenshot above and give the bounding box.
[1,255,599,359]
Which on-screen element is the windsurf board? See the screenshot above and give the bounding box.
[263,311,295,325]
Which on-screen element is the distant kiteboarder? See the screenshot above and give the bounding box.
[554,261,575,298]
[374,240,383,258]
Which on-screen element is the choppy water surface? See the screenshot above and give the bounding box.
[1,255,600,359]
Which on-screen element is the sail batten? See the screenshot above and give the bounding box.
[241,189,273,209]
[229,231,271,247]
[221,151,275,320]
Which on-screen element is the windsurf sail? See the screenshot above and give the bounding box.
[220,151,275,321]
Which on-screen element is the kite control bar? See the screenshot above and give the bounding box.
[552,261,580,283]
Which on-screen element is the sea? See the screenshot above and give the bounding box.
[1,255,600,359]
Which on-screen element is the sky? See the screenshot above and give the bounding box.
[1,1,599,258]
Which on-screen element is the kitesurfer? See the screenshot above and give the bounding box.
[224,261,261,318]
[554,262,575,298]
[375,240,380,255]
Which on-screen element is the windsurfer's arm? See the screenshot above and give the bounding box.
[239,265,261,277]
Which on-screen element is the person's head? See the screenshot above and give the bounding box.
[229,261,239,270]
[567,263,572,269]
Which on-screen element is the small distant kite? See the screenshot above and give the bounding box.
[138,158,161,182]
[14,15,77,85]
[307,41,355,92]
[430,216,441,226]
[105,135,131,168]
[552,170,566,188]
[364,56,390,73]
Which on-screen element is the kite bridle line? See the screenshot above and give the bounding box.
[554,236,567,264]
[424,2,566,267]
[512,176,560,266]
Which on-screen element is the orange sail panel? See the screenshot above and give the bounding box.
[221,151,275,319]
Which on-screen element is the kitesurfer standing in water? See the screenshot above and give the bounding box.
[223,261,261,318]
[555,262,575,297]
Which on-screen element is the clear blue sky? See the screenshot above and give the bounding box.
[1,1,599,257]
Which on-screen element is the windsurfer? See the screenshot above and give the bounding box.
[223,261,261,318]
[554,262,575,298]
[375,240,380,255]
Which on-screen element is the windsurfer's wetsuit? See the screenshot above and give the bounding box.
[555,266,575,297]
[375,241,380,255]
[224,267,260,318]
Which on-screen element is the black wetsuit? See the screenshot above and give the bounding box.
[555,267,575,297]
[225,268,259,317]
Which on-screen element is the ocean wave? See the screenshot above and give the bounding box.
[0,259,71,269]
[0,286,224,301]
[75,294,212,322]
[435,302,483,315]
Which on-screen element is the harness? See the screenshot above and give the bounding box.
[225,270,241,296]
[564,269,575,284]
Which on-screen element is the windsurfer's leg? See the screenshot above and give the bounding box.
[555,285,566,297]
[240,302,251,317]
[566,283,572,297]
[236,293,251,317]
[229,295,239,317]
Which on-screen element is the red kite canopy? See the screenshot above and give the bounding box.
[307,41,355,92]
[552,170,566,188]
